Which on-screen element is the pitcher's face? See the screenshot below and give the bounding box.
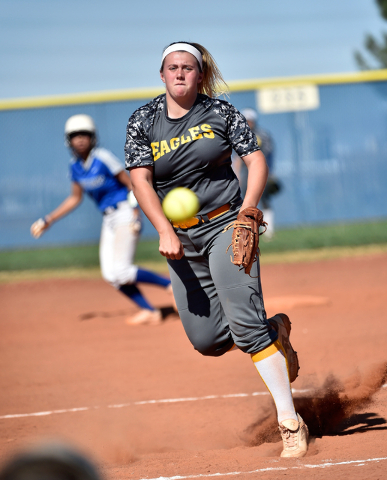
[160,51,203,99]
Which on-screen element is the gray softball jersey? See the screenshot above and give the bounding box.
[124,94,260,214]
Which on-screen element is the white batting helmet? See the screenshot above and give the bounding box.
[64,114,97,147]
[241,108,258,123]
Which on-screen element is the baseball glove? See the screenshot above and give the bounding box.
[30,218,49,238]
[223,207,267,276]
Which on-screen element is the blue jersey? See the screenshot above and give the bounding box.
[69,147,128,212]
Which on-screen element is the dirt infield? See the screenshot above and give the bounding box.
[1,253,387,479]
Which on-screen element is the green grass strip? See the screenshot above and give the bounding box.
[1,244,386,284]
[1,219,386,273]
[258,219,387,253]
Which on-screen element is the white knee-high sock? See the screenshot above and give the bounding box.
[252,341,298,424]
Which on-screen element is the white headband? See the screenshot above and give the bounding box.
[161,43,203,69]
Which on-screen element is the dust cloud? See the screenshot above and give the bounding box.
[244,362,387,446]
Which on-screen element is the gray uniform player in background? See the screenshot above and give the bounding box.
[125,41,309,458]
[233,108,281,239]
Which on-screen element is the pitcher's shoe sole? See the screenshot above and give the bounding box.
[268,313,300,383]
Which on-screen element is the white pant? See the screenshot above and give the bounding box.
[99,201,140,288]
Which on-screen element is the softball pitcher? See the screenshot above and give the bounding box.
[30,114,173,326]
[124,41,309,457]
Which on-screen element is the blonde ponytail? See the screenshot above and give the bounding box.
[190,42,229,98]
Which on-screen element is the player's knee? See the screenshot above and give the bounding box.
[114,265,138,286]
[103,277,120,289]
[101,271,126,290]
[191,334,231,357]
[178,309,234,357]
[102,265,137,289]
[100,269,117,287]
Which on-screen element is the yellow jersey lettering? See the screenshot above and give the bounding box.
[170,137,180,150]
[188,126,203,141]
[151,142,160,161]
[159,140,171,157]
[181,134,191,144]
[201,124,215,139]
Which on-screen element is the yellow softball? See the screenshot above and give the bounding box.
[162,187,200,222]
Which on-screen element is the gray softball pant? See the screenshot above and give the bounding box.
[167,208,278,357]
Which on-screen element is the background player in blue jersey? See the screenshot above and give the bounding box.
[125,41,309,458]
[30,114,174,325]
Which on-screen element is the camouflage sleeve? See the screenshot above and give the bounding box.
[124,96,164,169]
[213,99,260,157]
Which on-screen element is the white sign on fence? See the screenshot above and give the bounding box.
[257,85,320,113]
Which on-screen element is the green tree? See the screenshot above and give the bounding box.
[355,0,387,69]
